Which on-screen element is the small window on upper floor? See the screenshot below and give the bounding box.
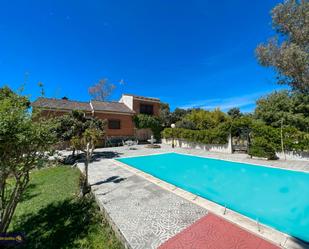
[108,119,121,129]
[140,104,154,115]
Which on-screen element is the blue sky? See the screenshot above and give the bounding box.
[0,0,285,112]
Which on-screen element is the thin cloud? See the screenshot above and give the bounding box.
[180,92,268,112]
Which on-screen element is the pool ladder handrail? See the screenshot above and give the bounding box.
[222,205,261,233]
[223,204,227,215]
[256,218,261,232]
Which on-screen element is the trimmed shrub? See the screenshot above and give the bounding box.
[162,125,230,145]
[163,117,309,158]
[282,126,309,151]
[175,119,197,130]
[133,114,162,140]
[248,137,277,160]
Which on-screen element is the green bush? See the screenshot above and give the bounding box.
[162,125,230,145]
[175,119,197,130]
[250,122,309,154]
[248,137,277,160]
[184,109,229,130]
[133,114,162,140]
[282,126,309,151]
[162,117,309,156]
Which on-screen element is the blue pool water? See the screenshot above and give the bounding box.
[117,153,309,242]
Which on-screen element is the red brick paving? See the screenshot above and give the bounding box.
[158,213,281,249]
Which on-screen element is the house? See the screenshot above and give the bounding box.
[31,94,161,140]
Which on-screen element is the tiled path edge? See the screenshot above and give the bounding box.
[92,192,133,249]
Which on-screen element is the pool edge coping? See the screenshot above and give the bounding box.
[118,151,309,174]
[112,155,308,249]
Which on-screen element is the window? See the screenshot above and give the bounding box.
[108,119,121,129]
[140,104,154,115]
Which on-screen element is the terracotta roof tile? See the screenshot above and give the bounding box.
[32,97,92,111]
[31,97,136,114]
[91,100,135,114]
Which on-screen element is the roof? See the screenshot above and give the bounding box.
[91,100,135,114]
[31,97,136,114]
[123,94,160,102]
[32,97,92,111]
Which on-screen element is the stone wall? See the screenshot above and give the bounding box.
[162,135,233,154]
[276,151,309,161]
[162,137,309,161]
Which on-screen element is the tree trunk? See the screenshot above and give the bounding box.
[280,119,286,160]
[0,174,29,233]
[0,176,7,229]
[80,142,90,197]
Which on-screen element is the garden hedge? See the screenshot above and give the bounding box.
[162,124,230,145]
[162,120,309,160]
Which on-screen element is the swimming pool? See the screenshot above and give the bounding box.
[117,153,309,242]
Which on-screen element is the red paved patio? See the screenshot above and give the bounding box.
[158,213,281,249]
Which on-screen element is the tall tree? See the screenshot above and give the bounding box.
[88,79,116,101]
[256,0,309,93]
[55,110,106,155]
[255,90,309,131]
[170,108,192,124]
[159,102,172,127]
[227,107,242,119]
[184,108,228,130]
[0,87,56,232]
[71,124,105,196]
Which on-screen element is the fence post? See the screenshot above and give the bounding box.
[228,133,233,154]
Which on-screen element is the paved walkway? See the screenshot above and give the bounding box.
[75,144,309,249]
[79,154,207,249]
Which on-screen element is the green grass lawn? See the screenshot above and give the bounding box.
[9,166,124,249]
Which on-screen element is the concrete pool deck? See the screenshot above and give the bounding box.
[76,144,309,249]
